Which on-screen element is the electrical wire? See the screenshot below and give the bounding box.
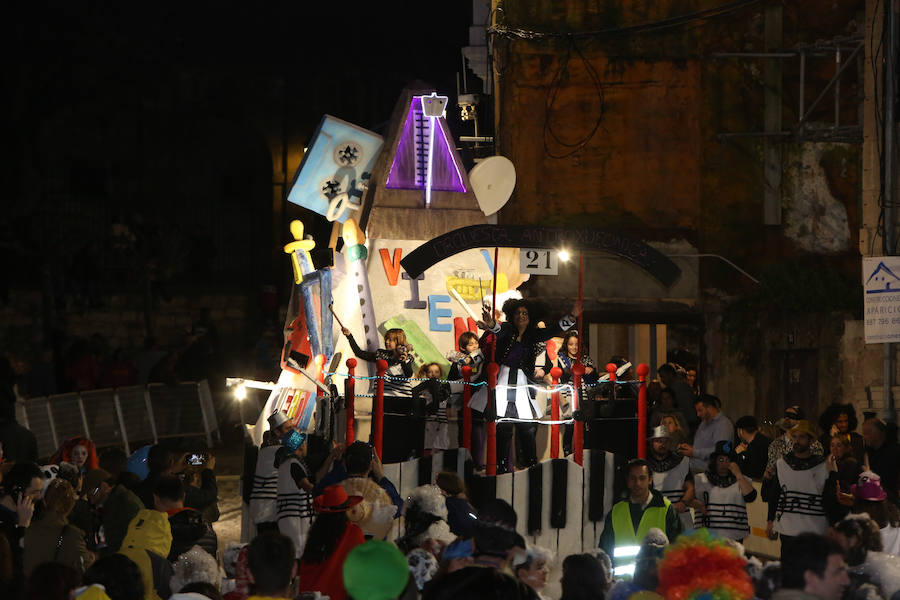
[488,0,760,41]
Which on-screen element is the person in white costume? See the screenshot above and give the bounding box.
[692,440,757,541]
[646,425,695,531]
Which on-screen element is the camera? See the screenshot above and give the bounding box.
[186,452,207,467]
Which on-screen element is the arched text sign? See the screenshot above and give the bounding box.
[400,225,682,286]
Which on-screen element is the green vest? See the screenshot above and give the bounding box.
[610,496,670,576]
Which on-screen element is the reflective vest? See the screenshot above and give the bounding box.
[610,496,670,578]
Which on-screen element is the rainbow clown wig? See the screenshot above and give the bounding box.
[655,530,753,600]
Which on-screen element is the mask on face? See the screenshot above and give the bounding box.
[282,430,307,453]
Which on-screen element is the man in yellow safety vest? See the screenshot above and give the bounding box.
[598,458,683,578]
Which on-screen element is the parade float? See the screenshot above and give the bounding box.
[230,89,779,560]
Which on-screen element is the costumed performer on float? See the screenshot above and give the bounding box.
[476,298,577,473]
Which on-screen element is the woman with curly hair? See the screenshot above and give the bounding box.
[477,298,577,472]
[818,403,866,464]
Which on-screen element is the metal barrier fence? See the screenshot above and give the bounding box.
[15,380,220,458]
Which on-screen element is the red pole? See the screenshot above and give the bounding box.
[374,359,388,459]
[572,363,585,465]
[486,362,499,476]
[462,366,473,453]
[576,253,584,357]
[490,247,499,363]
[637,363,649,459]
[550,367,562,459]
[345,358,357,445]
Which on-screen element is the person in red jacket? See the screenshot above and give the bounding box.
[298,484,365,600]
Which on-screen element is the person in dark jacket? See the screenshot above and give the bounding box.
[0,461,43,599]
[435,471,477,538]
[733,415,772,480]
[0,393,38,465]
[183,454,219,523]
[153,476,216,561]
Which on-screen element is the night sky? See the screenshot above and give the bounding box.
[2,3,477,290]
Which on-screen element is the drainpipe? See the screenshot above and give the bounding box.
[884,0,897,421]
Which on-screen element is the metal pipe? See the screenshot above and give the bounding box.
[799,50,805,122]
[835,47,842,127]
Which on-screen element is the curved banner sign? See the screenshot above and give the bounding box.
[400,225,681,287]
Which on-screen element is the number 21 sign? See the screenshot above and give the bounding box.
[519,248,558,275]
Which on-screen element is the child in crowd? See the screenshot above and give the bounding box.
[447,331,487,469]
[414,363,452,454]
[342,326,414,397]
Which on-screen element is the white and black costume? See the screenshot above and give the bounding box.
[762,452,828,537]
[248,442,280,532]
[649,452,694,530]
[481,313,575,472]
[274,446,315,557]
[694,470,757,540]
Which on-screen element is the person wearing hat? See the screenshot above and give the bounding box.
[343,540,416,600]
[273,423,314,558]
[861,415,900,504]
[762,420,829,541]
[298,484,366,600]
[691,440,756,541]
[849,470,900,555]
[646,424,695,531]
[733,415,772,480]
[765,406,824,479]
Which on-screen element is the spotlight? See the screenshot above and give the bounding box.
[234,383,247,401]
[558,250,570,262]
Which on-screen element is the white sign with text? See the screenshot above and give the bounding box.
[519,248,558,275]
[864,256,900,343]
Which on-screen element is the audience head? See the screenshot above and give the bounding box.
[25,562,80,600]
[84,554,145,600]
[658,387,676,408]
[648,425,672,458]
[99,446,130,480]
[560,553,610,600]
[782,405,805,431]
[1,461,44,505]
[789,420,818,455]
[43,478,77,517]
[435,471,466,497]
[657,363,676,385]
[473,499,518,559]
[170,546,221,594]
[829,434,852,460]
[147,444,178,477]
[862,416,888,449]
[830,514,883,566]
[176,581,223,600]
[780,533,849,600]
[344,441,375,476]
[153,474,185,511]
[819,403,858,435]
[693,394,720,421]
[562,330,580,358]
[247,532,296,597]
[735,415,758,442]
[512,545,553,592]
[709,441,734,476]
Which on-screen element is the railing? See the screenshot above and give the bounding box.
[15,380,220,458]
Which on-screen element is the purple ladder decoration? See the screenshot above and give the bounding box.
[385,95,468,197]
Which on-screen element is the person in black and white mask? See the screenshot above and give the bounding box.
[647,425,694,531]
[692,440,757,542]
[763,420,829,543]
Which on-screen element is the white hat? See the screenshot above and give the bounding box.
[648,425,670,440]
[267,411,290,430]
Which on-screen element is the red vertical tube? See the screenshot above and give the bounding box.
[462,366,472,452]
[637,363,649,459]
[572,363,585,466]
[550,367,562,459]
[374,359,388,459]
[486,362,499,476]
[345,358,357,445]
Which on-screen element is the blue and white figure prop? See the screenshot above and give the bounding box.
[300,269,334,360]
[287,115,384,223]
[126,445,152,480]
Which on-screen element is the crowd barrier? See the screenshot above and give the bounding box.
[15,380,221,458]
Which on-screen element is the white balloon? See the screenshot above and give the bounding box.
[469,156,516,216]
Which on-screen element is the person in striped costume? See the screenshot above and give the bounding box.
[343,326,415,397]
[647,425,695,531]
[273,419,314,557]
[692,440,756,541]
